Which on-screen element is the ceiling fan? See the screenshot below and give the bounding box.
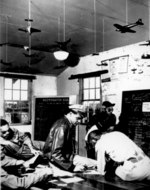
[0,38,72,53]
[53,52,80,70]
[0,59,12,66]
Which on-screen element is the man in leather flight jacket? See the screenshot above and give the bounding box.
[43,104,97,172]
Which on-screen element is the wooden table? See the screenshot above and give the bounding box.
[31,172,150,190]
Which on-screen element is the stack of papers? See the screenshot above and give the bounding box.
[59,176,84,183]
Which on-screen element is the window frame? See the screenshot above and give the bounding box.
[4,77,32,125]
[79,76,102,123]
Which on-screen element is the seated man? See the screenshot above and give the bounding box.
[43,104,97,172]
[0,119,41,160]
[1,145,53,190]
[88,130,150,181]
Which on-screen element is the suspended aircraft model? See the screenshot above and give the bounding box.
[114,18,144,33]
[141,54,150,59]
[18,19,41,35]
[139,40,150,46]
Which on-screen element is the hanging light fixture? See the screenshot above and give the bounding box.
[53,50,69,61]
[53,0,69,61]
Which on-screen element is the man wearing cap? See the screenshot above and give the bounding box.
[89,101,116,133]
[43,104,97,172]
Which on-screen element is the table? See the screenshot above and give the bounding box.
[31,172,150,190]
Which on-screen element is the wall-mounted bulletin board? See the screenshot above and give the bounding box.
[101,55,129,80]
[122,90,150,156]
[33,96,69,141]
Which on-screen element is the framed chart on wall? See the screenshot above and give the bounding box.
[33,96,69,141]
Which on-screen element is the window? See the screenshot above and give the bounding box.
[4,78,31,124]
[80,77,101,122]
[82,77,101,104]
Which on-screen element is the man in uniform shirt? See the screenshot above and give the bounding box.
[88,130,150,181]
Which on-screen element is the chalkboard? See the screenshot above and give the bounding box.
[122,90,150,156]
[33,96,69,141]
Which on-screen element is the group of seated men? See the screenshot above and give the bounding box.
[1,103,150,189]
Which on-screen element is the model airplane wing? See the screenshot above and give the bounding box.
[18,26,41,34]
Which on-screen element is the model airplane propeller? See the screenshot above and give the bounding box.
[18,19,41,35]
[139,40,150,46]
[114,18,144,33]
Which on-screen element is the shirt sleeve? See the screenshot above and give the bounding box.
[1,155,24,167]
[95,137,106,175]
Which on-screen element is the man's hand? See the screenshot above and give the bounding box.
[0,137,11,145]
[30,149,42,156]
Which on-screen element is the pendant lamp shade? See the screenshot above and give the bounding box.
[53,50,69,61]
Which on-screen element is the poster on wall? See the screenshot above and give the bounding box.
[109,58,119,80]
[118,55,129,73]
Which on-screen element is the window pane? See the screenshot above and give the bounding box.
[96,89,100,99]
[96,77,100,87]
[4,90,12,100]
[21,91,28,100]
[89,89,95,99]
[13,79,20,90]
[83,89,89,100]
[83,78,89,88]
[5,79,12,89]
[21,80,28,90]
[13,90,20,100]
[89,78,95,88]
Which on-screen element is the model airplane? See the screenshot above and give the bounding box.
[96,62,108,66]
[18,26,41,35]
[141,54,150,59]
[18,19,41,35]
[114,18,144,33]
[139,40,150,46]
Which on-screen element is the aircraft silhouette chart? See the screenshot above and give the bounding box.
[114,18,144,33]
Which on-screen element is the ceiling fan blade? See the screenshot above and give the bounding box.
[0,59,12,66]
[54,65,67,69]
[56,38,71,45]
[23,53,38,57]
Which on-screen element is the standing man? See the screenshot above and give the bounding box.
[85,101,116,159]
[89,101,116,132]
[43,104,97,172]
